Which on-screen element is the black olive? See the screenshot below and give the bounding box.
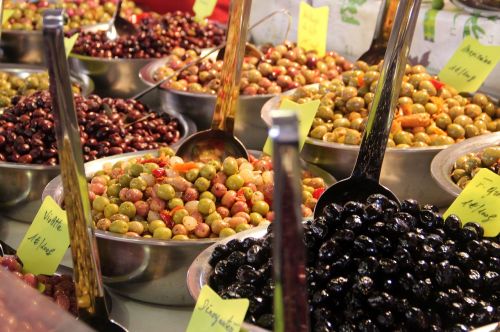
[208,244,230,267]
[444,214,462,234]
[256,313,274,329]
[364,202,384,222]
[459,226,479,242]
[343,214,364,232]
[246,244,266,266]
[342,201,366,219]
[448,324,469,332]
[322,203,343,222]
[353,235,377,255]
[226,239,242,252]
[214,259,233,279]
[327,276,350,295]
[318,239,341,263]
[353,276,373,296]
[375,235,393,254]
[401,198,420,214]
[484,270,500,288]
[332,229,356,244]
[385,216,410,236]
[464,222,485,238]
[422,204,439,213]
[379,258,398,274]
[226,251,246,267]
[376,310,394,328]
[404,306,429,330]
[236,265,261,284]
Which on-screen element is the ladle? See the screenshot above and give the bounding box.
[176,0,253,161]
[43,9,127,332]
[106,0,138,41]
[358,0,399,64]
[314,0,422,218]
[270,112,309,332]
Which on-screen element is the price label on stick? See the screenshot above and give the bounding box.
[438,36,500,93]
[186,285,249,332]
[17,196,70,275]
[297,2,329,57]
[64,33,79,58]
[263,98,320,156]
[444,168,500,237]
[2,9,14,25]
[193,0,217,22]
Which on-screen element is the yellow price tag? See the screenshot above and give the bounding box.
[438,36,500,93]
[186,285,249,332]
[193,0,217,22]
[17,197,70,275]
[297,2,329,57]
[2,9,14,25]
[64,33,79,58]
[444,168,500,237]
[263,98,320,156]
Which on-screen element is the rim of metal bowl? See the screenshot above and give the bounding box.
[430,132,500,197]
[187,226,271,332]
[260,84,497,153]
[2,22,110,35]
[0,108,195,172]
[42,149,334,246]
[138,56,276,100]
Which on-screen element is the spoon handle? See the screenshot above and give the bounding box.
[112,0,123,24]
[211,0,252,132]
[351,0,422,181]
[43,8,109,322]
[371,0,399,47]
[270,112,310,332]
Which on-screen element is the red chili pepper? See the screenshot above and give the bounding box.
[152,168,166,178]
[429,78,445,91]
[312,188,325,199]
[160,211,174,228]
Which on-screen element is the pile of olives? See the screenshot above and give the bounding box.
[0,71,80,108]
[451,146,500,189]
[287,61,499,147]
[208,194,500,331]
[88,149,326,240]
[2,0,141,32]
[153,41,352,96]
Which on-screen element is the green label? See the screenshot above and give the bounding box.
[64,33,79,58]
[423,9,439,42]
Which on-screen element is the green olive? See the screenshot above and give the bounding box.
[446,124,465,139]
[412,89,430,104]
[457,175,471,189]
[449,106,464,120]
[435,113,452,130]
[464,124,480,138]
[394,131,414,145]
[207,160,222,171]
[463,156,481,173]
[344,129,362,145]
[119,174,132,187]
[333,118,351,129]
[414,132,431,144]
[411,103,426,114]
[430,135,455,146]
[109,220,129,234]
[153,227,172,240]
[317,106,334,120]
[200,164,216,180]
[195,177,211,192]
[128,221,144,235]
[346,97,364,112]
[198,198,216,215]
[252,200,269,215]
[185,168,200,182]
[205,212,222,226]
[464,104,482,119]
[226,174,245,191]
[453,115,473,127]
[92,195,109,212]
[143,163,159,173]
[310,125,328,139]
[200,191,216,202]
[129,163,144,177]
[107,183,122,197]
[472,93,488,108]
[104,203,119,218]
[222,157,239,176]
[149,220,166,233]
[481,146,500,167]
[451,168,467,182]
[219,228,237,238]
[157,184,176,201]
[168,198,184,210]
[129,177,147,191]
[173,209,189,224]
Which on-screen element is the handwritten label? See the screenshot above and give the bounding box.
[17,197,70,275]
[186,285,249,332]
[263,98,320,156]
[438,37,500,93]
[193,0,217,21]
[64,33,79,58]
[2,9,14,25]
[444,168,500,237]
[297,2,329,57]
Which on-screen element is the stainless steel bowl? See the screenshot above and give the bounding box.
[262,90,474,208]
[0,109,195,223]
[0,62,94,97]
[431,132,500,199]
[41,149,334,305]
[0,23,108,65]
[139,58,275,150]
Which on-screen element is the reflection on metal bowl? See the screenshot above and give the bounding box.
[41,150,334,305]
[0,110,195,223]
[431,132,500,200]
[139,58,275,150]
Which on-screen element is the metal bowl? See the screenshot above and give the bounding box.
[139,58,275,150]
[41,149,334,305]
[431,132,500,199]
[0,108,195,223]
[0,62,94,97]
[261,89,493,207]
[187,227,500,332]
[0,23,109,65]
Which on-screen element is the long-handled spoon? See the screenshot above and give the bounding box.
[358,0,399,64]
[43,9,127,332]
[270,111,309,332]
[314,0,422,217]
[106,0,137,41]
[176,0,253,161]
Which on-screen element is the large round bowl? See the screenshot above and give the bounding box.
[261,90,496,208]
[0,109,195,223]
[41,149,335,305]
[188,227,500,332]
[0,23,109,65]
[431,132,500,199]
[139,58,275,150]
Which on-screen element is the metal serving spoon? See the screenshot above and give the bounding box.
[314,0,422,217]
[270,111,309,332]
[176,0,252,161]
[106,0,137,41]
[43,9,127,332]
[358,0,399,64]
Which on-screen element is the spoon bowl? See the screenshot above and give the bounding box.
[106,0,138,41]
